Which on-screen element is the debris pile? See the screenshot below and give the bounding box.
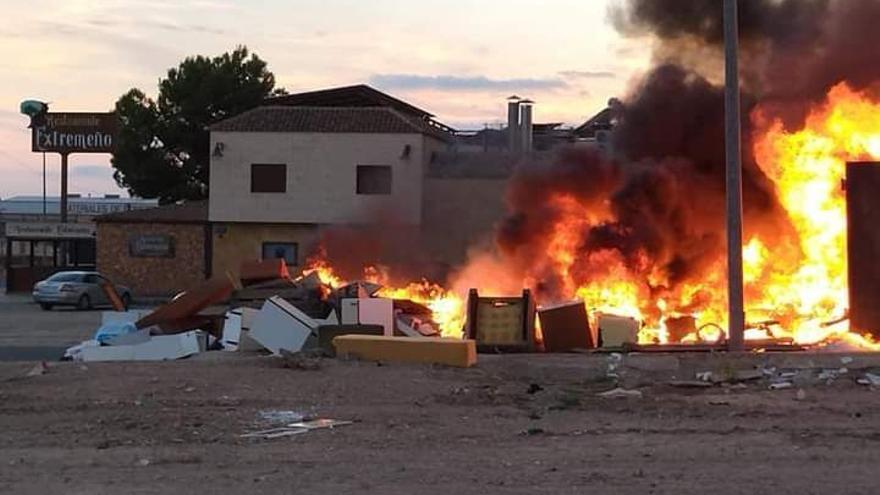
[63,259,474,367]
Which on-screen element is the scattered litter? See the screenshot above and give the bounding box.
[778,371,797,380]
[257,410,306,425]
[242,418,353,440]
[606,353,623,379]
[288,419,354,430]
[136,458,151,467]
[519,427,545,436]
[796,389,807,401]
[26,362,48,377]
[769,381,793,390]
[841,356,854,365]
[856,373,880,387]
[597,387,643,399]
[707,398,731,406]
[241,427,309,440]
[696,371,713,382]
[818,369,836,381]
[94,321,138,345]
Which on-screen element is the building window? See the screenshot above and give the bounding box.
[251,164,287,193]
[356,165,392,195]
[262,242,298,266]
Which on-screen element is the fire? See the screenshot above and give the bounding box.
[752,83,880,349]
[302,83,880,350]
[302,253,465,338]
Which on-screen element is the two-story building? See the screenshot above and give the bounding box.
[208,85,454,278]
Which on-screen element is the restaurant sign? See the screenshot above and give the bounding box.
[5,222,96,239]
[31,112,118,154]
[129,234,175,258]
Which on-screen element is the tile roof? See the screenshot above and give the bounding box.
[211,106,452,142]
[263,84,435,118]
[95,201,208,224]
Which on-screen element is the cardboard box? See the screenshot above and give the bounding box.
[598,314,640,348]
[333,335,477,368]
[249,296,317,355]
[538,301,595,352]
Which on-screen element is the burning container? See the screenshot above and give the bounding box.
[846,161,880,338]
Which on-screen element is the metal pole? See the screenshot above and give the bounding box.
[60,153,68,223]
[42,152,47,217]
[724,0,745,352]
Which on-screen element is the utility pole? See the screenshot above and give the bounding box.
[42,152,47,217]
[60,153,68,223]
[724,0,745,351]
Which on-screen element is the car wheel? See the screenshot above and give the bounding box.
[77,294,91,311]
[39,303,53,311]
[121,293,132,311]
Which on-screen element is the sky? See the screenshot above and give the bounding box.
[0,0,651,198]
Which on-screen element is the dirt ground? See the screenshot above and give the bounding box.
[1,353,879,494]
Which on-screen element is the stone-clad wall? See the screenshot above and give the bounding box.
[97,223,207,297]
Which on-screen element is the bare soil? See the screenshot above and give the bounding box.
[1,353,879,494]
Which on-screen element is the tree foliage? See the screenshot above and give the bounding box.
[112,46,285,202]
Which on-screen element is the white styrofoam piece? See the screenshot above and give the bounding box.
[358,298,394,336]
[81,331,201,362]
[340,299,359,325]
[222,309,243,351]
[101,310,151,325]
[249,296,316,355]
[64,340,100,361]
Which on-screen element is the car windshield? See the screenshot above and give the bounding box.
[46,273,82,283]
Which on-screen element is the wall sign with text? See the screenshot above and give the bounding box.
[129,234,175,258]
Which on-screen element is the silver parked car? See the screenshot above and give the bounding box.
[32,271,132,311]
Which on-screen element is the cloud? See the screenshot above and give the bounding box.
[559,70,617,80]
[86,18,227,35]
[368,74,567,91]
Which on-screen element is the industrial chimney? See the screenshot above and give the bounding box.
[520,99,534,153]
[507,95,521,153]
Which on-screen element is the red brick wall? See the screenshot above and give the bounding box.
[97,223,206,296]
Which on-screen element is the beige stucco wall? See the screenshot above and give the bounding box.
[211,223,321,280]
[209,132,427,225]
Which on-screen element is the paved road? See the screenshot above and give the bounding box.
[0,293,101,361]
